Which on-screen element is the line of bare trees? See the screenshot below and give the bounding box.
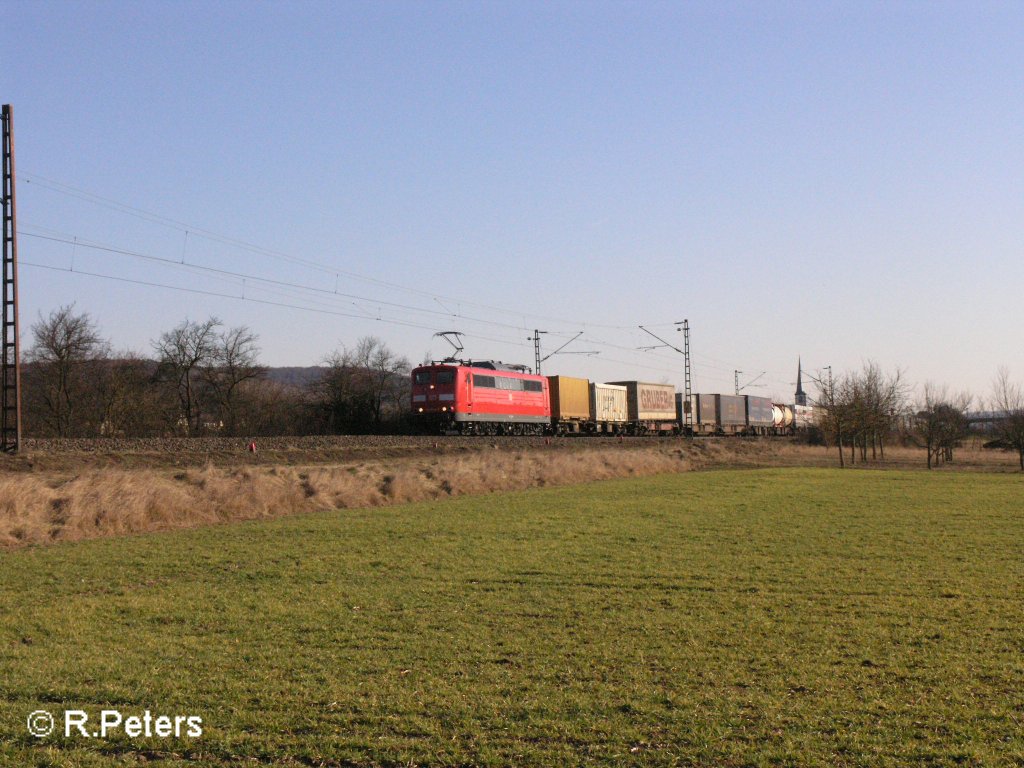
[991,368,1024,471]
[22,306,412,438]
[812,362,908,468]
[812,361,1024,470]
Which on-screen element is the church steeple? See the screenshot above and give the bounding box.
[795,357,807,406]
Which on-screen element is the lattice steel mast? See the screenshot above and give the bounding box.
[681,319,692,434]
[638,319,693,436]
[2,105,21,453]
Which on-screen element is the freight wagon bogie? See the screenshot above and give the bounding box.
[629,421,681,436]
[455,419,547,436]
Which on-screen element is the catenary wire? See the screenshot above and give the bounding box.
[22,228,699,374]
[22,173,663,331]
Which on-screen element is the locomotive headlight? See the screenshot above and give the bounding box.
[441,406,447,412]
[418,407,424,413]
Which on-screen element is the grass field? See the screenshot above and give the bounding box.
[2,468,1023,766]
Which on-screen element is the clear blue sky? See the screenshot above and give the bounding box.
[6,0,1022,401]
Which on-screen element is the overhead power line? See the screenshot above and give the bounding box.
[22,172,659,332]
[19,260,539,349]
[22,226,702,373]
[20,175,752,380]
[21,259,692,379]
[21,229,553,335]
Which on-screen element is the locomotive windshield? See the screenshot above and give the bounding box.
[413,371,431,385]
[436,371,454,385]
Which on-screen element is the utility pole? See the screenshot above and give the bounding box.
[734,370,741,396]
[1,104,20,454]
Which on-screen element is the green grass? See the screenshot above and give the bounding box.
[1,468,1023,767]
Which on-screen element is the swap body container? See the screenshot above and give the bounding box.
[692,394,720,434]
[590,383,628,430]
[745,396,775,432]
[718,394,747,433]
[608,381,678,432]
[547,376,591,430]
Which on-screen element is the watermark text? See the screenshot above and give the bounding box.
[27,709,202,739]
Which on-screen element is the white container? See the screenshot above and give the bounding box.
[590,383,628,424]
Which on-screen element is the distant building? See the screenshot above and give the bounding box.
[794,358,808,406]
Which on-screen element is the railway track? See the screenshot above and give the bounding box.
[7,433,687,471]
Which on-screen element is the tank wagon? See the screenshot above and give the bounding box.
[773,404,794,432]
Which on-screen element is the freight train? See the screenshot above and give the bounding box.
[411,361,816,436]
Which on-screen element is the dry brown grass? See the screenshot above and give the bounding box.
[0,445,698,548]
[2,437,1018,548]
[0,466,309,547]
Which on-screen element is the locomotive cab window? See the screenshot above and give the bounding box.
[472,374,496,388]
[436,371,454,385]
[523,380,543,392]
[414,371,431,385]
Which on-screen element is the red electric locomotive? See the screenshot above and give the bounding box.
[410,362,550,434]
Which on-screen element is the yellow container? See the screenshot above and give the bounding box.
[547,376,591,421]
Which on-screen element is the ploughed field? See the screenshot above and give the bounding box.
[2,469,1023,766]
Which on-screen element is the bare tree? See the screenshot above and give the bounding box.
[153,317,221,435]
[813,370,849,467]
[812,363,908,467]
[95,353,165,437]
[357,336,412,426]
[238,378,309,436]
[24,305,109,436]
[851,362,907,462]
[203,325,265,435]
[915,384,971,469]
[992,368,1024,471]
[312,336,411,433]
